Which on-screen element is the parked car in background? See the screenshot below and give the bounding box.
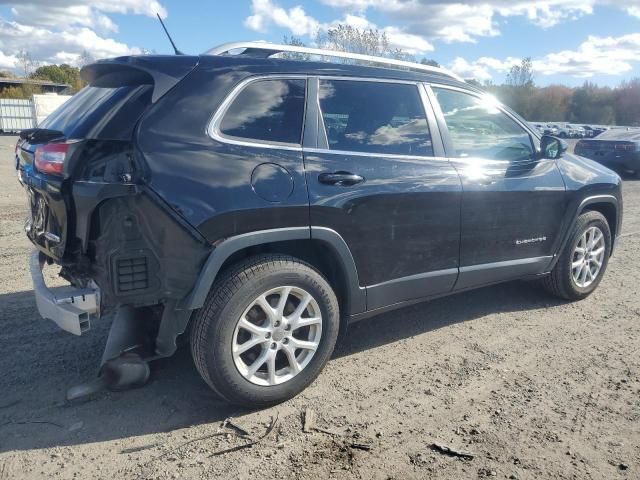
[571,126,587,138]
[575,129,640,176]
[581,125,597,138]
[552,124,578,138]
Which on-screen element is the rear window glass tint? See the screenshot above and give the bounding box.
[219,79,306,145]
[40,85,153,140]
[318,80,433,156]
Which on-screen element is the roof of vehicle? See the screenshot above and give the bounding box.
[197,53,473,91]
[590,129,640,141]
[205,41,465,82]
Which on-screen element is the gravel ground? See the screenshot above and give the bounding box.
[0,134,638,480]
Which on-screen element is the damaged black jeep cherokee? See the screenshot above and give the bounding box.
[16,42,623,407]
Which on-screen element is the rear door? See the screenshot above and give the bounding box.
[427,85,567,290]
[303,77,462,311]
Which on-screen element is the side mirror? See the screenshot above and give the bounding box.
[540,135,567,159]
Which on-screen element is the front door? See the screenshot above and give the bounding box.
[428,85,567,290]
[304,78,462,311]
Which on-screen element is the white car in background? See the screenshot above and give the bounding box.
[551,124,577,138]
[571,125,587,138]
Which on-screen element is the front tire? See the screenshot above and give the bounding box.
[542,211,611,300]
[190,255,340,407]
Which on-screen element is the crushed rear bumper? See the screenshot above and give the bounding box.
[30,250,100,336]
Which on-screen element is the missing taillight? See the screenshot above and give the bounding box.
[34,142,69,175]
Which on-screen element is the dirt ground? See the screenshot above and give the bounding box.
[0,134,638,480]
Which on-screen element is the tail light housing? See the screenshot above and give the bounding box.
[614,142,637,152]
[575,140,587,150]
[34,141,74,175]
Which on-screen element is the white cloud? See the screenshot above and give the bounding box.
[0,19,142,63]
[450,33,640,81]
[318,0,640,43]
[533,33,640,77]
[0,0,165,71]
[449,56,520,81]
[627,6,640,18]
[245,0,434,54]
[0,50,18,70]
[244,0,320,36]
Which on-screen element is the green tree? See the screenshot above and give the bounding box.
[0,84,43,99]
[31,64,84,92]
[486,58,538,119]
[569,82,615,125]
[315,24,411,61]
[420,58,440,67]
[17,50,39,77]
[529,85,573,122]
[506,57,534,87]
[615,79,640,126]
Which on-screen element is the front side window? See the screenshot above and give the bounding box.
[432,87,533,162]
[318,80,433,156]
[219,78,306,145]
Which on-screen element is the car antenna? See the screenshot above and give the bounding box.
[156,13,184,55]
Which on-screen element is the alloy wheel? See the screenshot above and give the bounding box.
[232,286,322,386]
[571,226,606,288]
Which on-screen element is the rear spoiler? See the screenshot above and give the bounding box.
[80,55,199,103]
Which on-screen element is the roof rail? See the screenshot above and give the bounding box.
[205,41,464,82]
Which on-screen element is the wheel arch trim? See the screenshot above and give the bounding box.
[179,226,366,315]
[548,194,620,271]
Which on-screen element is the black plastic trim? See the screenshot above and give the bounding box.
[366,268,458,311]
[310,226,367,314]
[455,256,552,290]
[547,194,619,271]
[180,227,311,310]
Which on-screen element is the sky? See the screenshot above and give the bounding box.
[1,0,640,87]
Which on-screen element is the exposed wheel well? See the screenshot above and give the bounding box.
[217,239,351,316]
[582,202,618,246]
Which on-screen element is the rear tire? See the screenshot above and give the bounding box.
[542,211,611,300]
[190,254,340,407]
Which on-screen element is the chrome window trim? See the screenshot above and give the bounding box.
[207,74,461,159]
[207,74,308,152]
[304,147,448,162]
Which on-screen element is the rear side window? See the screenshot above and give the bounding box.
[40,84,153,140]
[318,80,433,156]
[219,78,306,145]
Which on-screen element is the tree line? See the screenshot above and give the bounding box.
[0,49,91,99]
[481,58,640,126]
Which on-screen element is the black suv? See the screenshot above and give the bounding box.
[16,43,622,406]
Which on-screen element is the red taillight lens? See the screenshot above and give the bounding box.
[614,143,636,152]
[35,142,69,175]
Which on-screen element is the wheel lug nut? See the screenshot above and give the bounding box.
[282,338,289,344]
[285,325,291,331]
[271,342,277,349]
[274,321,281,327]
[265,332,271,339]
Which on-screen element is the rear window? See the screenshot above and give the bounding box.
[219,78,306,145]
[40,84,153,140]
